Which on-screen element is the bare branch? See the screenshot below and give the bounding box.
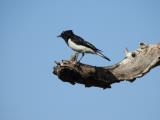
[53,43,160,89]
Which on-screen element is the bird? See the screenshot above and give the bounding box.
[57,30,111,62]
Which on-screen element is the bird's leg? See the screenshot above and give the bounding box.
[78,53,85,62]
[70,51,79,62]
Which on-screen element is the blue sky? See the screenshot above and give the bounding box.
[1,0,160,120]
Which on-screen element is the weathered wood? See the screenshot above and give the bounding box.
[53,43,160,89]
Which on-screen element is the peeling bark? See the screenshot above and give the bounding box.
[53,43,160,89]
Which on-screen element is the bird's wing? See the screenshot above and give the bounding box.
[72,35,100,52]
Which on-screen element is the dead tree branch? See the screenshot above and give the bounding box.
[53,43,160,89]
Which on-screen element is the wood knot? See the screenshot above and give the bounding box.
[140,42,145,46]
[139,42,148,49]
[131,52,136,57]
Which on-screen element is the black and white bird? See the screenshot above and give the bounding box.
[57,30,111,61]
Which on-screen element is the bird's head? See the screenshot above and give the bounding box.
[57,30,74,40]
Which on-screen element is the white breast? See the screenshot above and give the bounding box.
[68,39,94,53]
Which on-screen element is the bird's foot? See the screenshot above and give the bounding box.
[70,52,79,63]
[70,55,76,61]
[70,60,78,64]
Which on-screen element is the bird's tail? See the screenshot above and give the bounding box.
[96,51,111,61]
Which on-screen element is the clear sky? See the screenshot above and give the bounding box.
[1,0,160,120]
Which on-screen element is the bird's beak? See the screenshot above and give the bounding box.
[57,35,61,38]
